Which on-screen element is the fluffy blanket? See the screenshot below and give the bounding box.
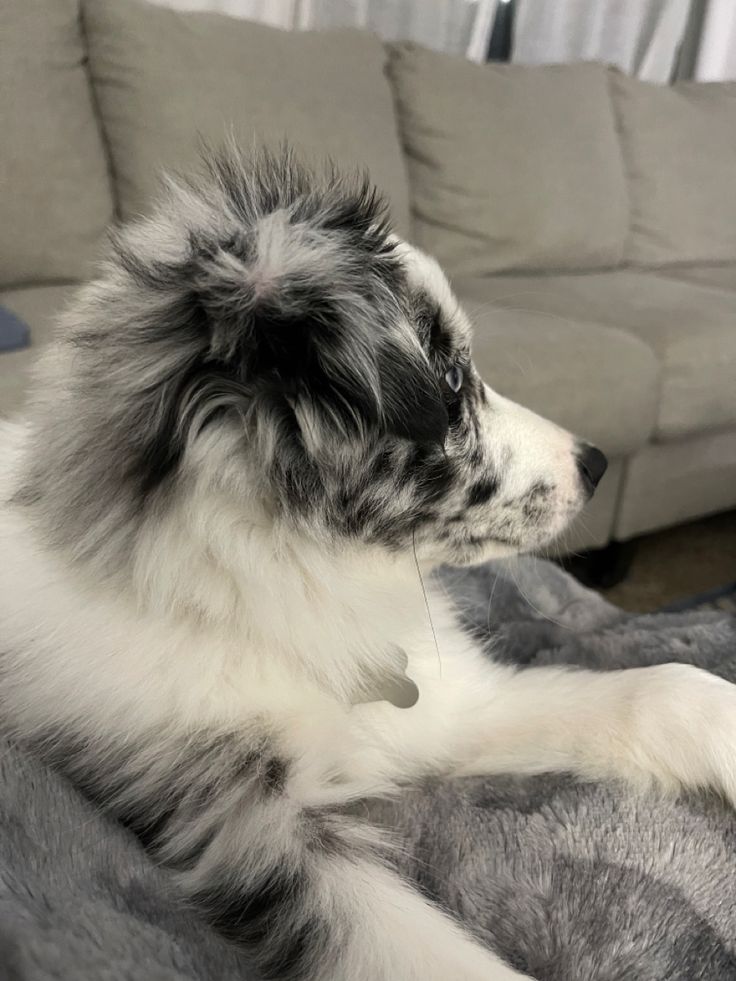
[2,558,736,980]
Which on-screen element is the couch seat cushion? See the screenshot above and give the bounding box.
[454,271,736,442]
[656,264,736,293]
[0,285,77,417]
[615,429,736,539]
[1,0,114,288]
[611,72,736,266]
[388,46,628,276]
[453,280,659,456]
[83,0,410,233]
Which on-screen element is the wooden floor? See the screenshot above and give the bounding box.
[601,510,736,613]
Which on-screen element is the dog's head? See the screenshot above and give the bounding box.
[23,150,605,570]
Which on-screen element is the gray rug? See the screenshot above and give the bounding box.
[2,557,736,980]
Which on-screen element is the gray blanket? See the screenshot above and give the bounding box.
[2,558,736,980]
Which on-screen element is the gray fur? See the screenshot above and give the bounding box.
[3,558,736,980]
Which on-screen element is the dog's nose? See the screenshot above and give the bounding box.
[576,444,608,496]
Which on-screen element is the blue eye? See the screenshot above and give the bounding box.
[445,365,463,393]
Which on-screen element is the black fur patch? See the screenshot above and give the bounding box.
[379,341,448,447]
[429,312,456,365]
[466,477,499,508]
[414,292,454,365]
[405,445,455,506]
[262,756,289,794]
[193,868,326,980]
[445,393,465,431]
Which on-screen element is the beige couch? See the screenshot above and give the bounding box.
[2,0,736,550]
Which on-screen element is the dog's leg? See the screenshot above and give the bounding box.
[348,652,736,803]
[444,662,736,800]
[68,726,528,981]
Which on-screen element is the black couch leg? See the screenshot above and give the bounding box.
[559,540,637,590]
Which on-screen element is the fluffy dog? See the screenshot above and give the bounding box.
[1,149,735,981]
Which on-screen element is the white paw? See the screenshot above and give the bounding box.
[628,663,736,803]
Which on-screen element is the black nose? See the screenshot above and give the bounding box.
[577,444,608,496]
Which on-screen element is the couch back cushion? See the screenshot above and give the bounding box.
[1,0,114,288]
[83,0,410,234]
[388,44,629,276]
[611,72,736,267]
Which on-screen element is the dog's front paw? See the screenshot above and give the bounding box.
[627,663,736,803]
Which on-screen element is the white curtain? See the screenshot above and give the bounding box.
[694,0,736,80]
[512,0,692,82]
[149,0,298,27]
[298,0,498,58]
[149,0,499,58]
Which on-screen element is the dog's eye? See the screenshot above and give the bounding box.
[445,365,464,393]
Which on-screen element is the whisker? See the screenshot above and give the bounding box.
[412,529,443,678]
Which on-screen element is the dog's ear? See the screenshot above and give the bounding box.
[190,222,449,449]
[376,340,448,447]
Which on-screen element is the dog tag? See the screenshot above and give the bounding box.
[379,671,420,709]
[352,647,419,709]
